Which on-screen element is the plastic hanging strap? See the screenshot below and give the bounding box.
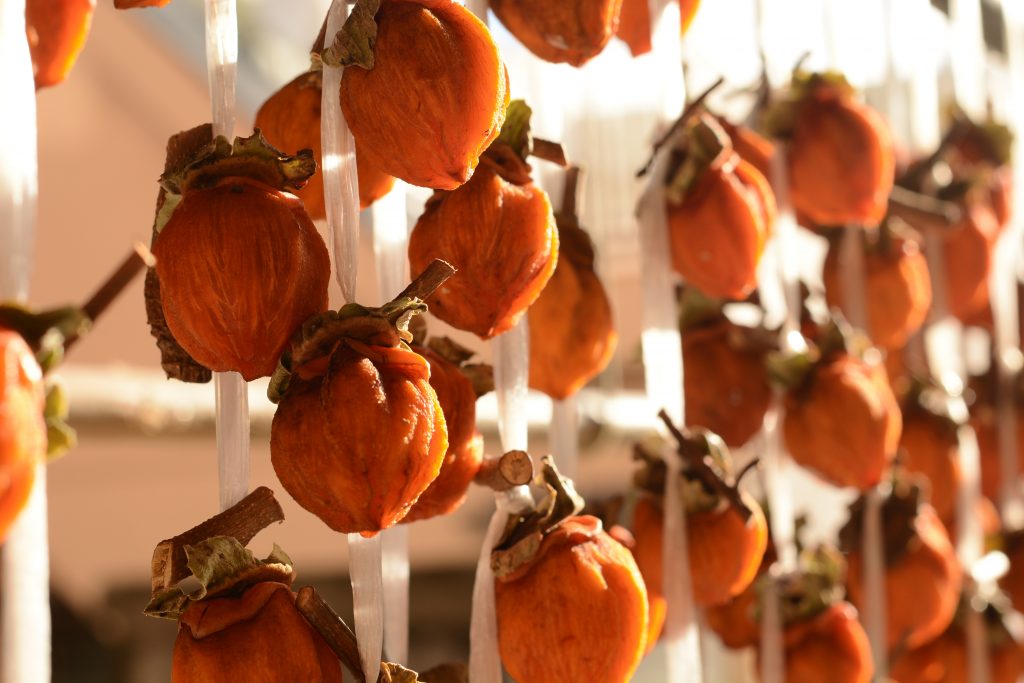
[838,228,888,679]
[0,2,48,681]
[372,180,411,664]
[349,533,385,677]
[322,0,361,303]
[550,397,579,481]
[470,319,534,683]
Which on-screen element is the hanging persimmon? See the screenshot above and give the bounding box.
[26,0,95,89]
[269,263,453,535]
[151,132,331,381]
[764,71,894,228]
[0,329,45,542]
[898,384,962,525]
[255,70,395,215]
[617,0,700,57]
[664,114,774,300]
[337,0,510,190]
[528,168,617,400]
[493,460,648,683]
[408,101,559,339]
[490,0,623,67]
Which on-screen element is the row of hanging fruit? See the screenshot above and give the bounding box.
[7,0,1024,681]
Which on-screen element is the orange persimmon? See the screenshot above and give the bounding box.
[495,516,648,682]
[774,602,874,683]
[255,71,395,215]
[26,0,95,89]
[0,330,45,542]
[490,0,623,67]
[340,0,509,190]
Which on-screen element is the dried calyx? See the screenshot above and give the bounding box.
[637,75,726,178]
[318,0,381,70]
[663,114,733,205]
[766,314,869,394]
[760,70,856,140]
[900,113,1014,192]
[479,100,567,185]
[490,457,586,578]
[267,259,455,403]
[633,412,758,520]
[838,473,923,566]
[145,536,293,620]
[902,375,963,432]
[764,545,847,626]
[408,318,494,397]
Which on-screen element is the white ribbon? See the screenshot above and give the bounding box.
[0,2,48,681]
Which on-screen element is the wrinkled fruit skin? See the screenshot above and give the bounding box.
[890,625,1024,683]
[495,516,648,683]
[254,72,395,215]
[705,570,762,650]
[823,234,932,350]
[271,341,448,534]
[788,88,894,227]
[847,505,962,651]
[683,320,773,448]
[154,178,331,381]
[340,0,509,190]
[617,0,699,56]
[401,345,483,523]
[765,602,873,683]
[491,0,622,67]
[783,354,902,490]
[973,405,1024,503]
[632,492,767,651]
[0,330,45,543]
[528,226,617,400]
[26,0,95,89]
[408,159,558,339]
[668,155,772,300]
[718,118,775,184]
[172,582,342,682]
[942,202,998,322]
[899,411,961,524]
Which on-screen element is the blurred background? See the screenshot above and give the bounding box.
[28,0,1024,680]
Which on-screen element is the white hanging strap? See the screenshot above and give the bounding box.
[372,181,411,665]
[0,2,48,682]
[470,320,534,683]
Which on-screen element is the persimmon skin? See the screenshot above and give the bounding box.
[401,345,483,524]
[765,602,874,683]
[495,516,649,683]
[617,0,700,56]
[705,573,762,649]
[490,0,623,67]
[667,155,769,300]
[153,177,331,381]
[408,159,558,339]
[783,354,902,490]
[787,87,894,228]
[26,0,95,90]
[898,411,961,524]
[823,234,932,350]
[942,202,999,322]
[114,0,172,7]
[890,625,1024,683]
[340,0,509,190]
[683,320,773,448]
[718,118,776,183]
[172,582,342,682]
[254,72,395,215]
[847,505,962,651]
[528,224,617,400]
[632,492,768,654]
[270,342,448,535]
[0,330,45,542]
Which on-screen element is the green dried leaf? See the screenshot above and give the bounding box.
[495,100,533,161]
[44,380,75,461]
[321,0,381,69]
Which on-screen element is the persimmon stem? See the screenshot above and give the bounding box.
[636,76,727,178]
[65,243,154,352]
[149,486,284,594]
[560,166,583,219]
[888,186,963,225]
[474,450,534,491]
[397,259,455,302]
[531,139,568,167]
[296,586,368,683]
